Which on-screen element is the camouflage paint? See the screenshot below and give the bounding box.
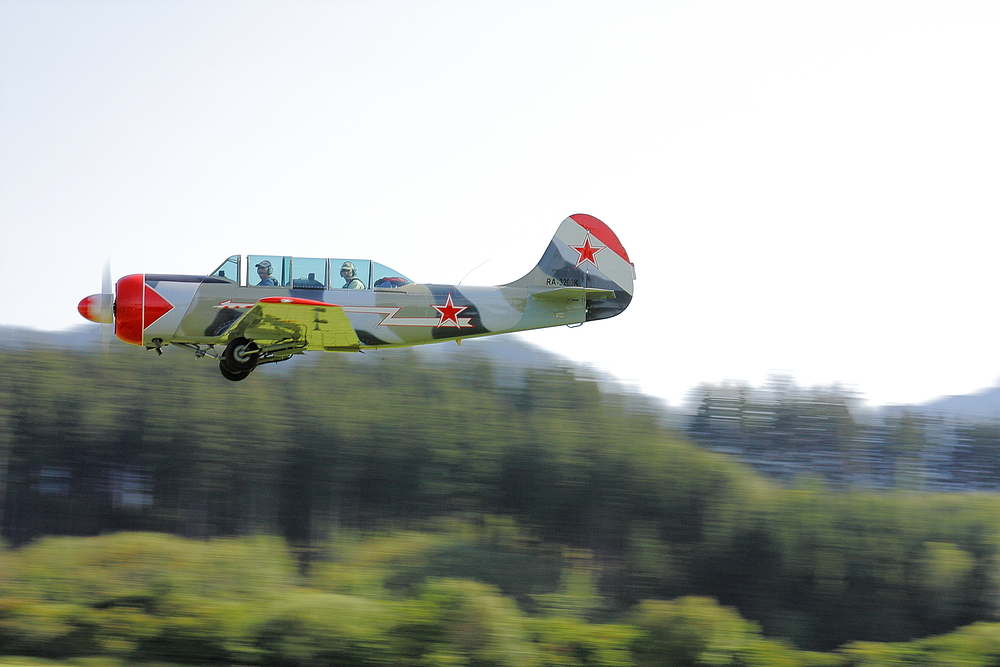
[78,214,635,378]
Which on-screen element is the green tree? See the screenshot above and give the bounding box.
[631,597,759,667]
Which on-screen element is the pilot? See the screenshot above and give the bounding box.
[340,261,365,289]
[256,260,278,286]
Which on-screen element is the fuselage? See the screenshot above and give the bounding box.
[123,274,591,350]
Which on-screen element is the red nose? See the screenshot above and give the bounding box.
[77,294,113,323]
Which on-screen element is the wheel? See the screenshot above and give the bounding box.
[219,360,251,381]
[222,337,260,372]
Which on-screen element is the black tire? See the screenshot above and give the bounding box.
[223,337,260,372]
[219,360,251,381]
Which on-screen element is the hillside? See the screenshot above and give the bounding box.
[918,384,1000,420]
[4,338,1000,654]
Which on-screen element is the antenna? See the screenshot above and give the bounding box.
[458,258,491,285]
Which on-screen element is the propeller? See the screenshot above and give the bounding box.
[100,259,113,355]
[77,260,115,355]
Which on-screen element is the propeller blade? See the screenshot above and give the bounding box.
[102,259,112,356]
[102,258,112,298]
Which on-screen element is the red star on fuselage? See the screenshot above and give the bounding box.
[571,233,604,268]
[433,292,472,328]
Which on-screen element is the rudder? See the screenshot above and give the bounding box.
[506,214,635,321]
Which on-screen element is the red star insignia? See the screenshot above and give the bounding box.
[571,233,604,268]
[433,293,470,328]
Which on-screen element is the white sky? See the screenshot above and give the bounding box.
[2,1,999,408]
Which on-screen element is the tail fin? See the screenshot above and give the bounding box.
[506,214,635,321]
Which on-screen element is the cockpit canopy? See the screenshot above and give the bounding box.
[209,255,412,290]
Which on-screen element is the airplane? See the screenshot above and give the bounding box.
[78,214,635,381]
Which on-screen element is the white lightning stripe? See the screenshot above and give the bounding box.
[213,300,256,309]
[343,306,470,328]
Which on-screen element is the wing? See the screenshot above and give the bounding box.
[224,297,360,351]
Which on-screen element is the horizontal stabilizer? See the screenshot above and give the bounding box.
[226,297,360,350]
[531,287,616,301]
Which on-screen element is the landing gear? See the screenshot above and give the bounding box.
[219,361,251,382]
[176,337,301,380]
[219,337,259,381]
[222,337,259,372]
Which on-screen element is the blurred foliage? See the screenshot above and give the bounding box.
[4,345,1000,664]
[4,530,1000,666]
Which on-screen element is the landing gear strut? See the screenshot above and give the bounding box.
[176,338,300,381]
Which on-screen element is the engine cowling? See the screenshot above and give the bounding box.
[113,274,175,346]
[114,274,144,345]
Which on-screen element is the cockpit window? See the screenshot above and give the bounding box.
[291,257,327,289]
[373,262,412,288]
[222,256,411,289]
[332,259,370,290]
[248,255,285,287]
[210,255,240,283]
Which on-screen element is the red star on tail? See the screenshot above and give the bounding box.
[571,233,604,268]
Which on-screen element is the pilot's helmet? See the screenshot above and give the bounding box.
[256,260,273,275]
[340,261,356,277]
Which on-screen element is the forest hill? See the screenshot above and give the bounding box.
[687,381,1000,491]
[1,343,1000,652]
